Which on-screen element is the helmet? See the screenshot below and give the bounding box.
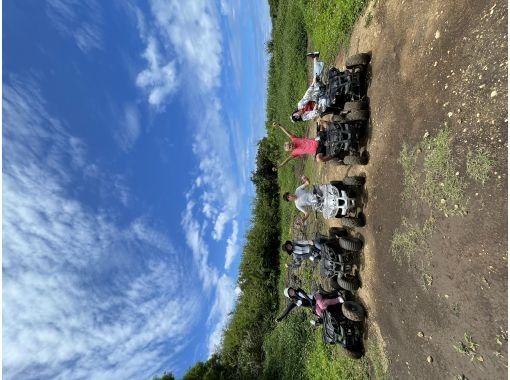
[283,287,290,298]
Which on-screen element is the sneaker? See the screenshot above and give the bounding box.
[306,51,320,58]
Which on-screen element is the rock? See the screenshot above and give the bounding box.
[491,90,498,97]
[455,171,460,176]
[435,30,441,39]
[433,61,438,67]
[427,356,433,363]
[448,112,453,117]
[440,198,446,204]
[418,331,425,338]
[424,131,430,138]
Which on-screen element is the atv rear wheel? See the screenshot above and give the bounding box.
[346,110,369,122]
[337,275,360,291]
[329,227,347,239]
[343,347,363,359]
[342,301,365,321]
[341,216,365,227]
[343,176,365,186]
[338,236,363,251]
[345,53,371,68]
[344,100,368,111]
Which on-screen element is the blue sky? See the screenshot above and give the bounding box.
[3,1,271,378]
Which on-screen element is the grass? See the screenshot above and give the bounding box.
[398,143,420,203]
[466,150,495,185]
[453,333,483,362]
[390,217,435,265]
[300,0,367,63]
[364,12,373,27]
[422,128,467,215]
[362,336,390,380]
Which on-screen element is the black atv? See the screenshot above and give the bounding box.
[316,114,369,165]
[320,53,371,116]
[319,227,364,291]
[320,301,365,358]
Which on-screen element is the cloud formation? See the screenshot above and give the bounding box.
[3,76,199,379]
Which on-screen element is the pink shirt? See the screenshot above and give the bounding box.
[291,136,318,157]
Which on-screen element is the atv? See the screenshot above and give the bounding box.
[319,53,371,116]
[312,176,366,227]
[316,114,369,166]
[319,227,363,291]
[319,301,365,358]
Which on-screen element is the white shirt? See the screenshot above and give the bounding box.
[294,184,317,213]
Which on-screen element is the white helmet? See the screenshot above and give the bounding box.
[283,287,290,298]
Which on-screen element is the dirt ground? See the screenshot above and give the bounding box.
[319,0,508,378]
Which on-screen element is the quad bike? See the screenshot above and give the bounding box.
[319,227,363,291]
[319,53,372,116]
[317,300,366,359]
[309,293,366,358]
[312,176,366,227]
[316,115,369,166]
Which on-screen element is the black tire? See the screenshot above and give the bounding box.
[341,216,364,227]
[345,53,371,68]
[343,176,365,186]
[346,110,369,122]
[343,155,367,165]
[337,275,360,291]
[344,100,368,111]
[338,236,363,251]
[344,348,363,359]
[329,227,347,239]
[342,301,365,321]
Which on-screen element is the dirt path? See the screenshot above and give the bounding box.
[320,0,508,378]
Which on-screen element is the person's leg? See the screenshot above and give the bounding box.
[313,58,324,79]
[316,153,334,162]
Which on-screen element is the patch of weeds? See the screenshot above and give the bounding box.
[398,143,420,202]
[390,217,435,265]
[421,272,433,289]
[422,129,467,215]
[453,333,483,362]
[466,150,495,185]
[364,12,373,27]
[495,327,508,346]
[362,337,390,380]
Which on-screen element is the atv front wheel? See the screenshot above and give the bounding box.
[337,275,360,291]
[345,110,369,122]
[345,53,371,68]
[342,301,365,321]
[341,216,365,227]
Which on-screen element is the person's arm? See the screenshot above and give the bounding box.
[297,84,318,109]
[273,154,295,171]
[275,302,297,322]
[300,175,310,186]
[301,109,319,121]
[271,122,294,139]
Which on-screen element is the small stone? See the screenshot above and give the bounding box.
[479,84,486,89]
[475,193,479,196]
[435,30,440,39]
[476,355,484,362]
[424,131,430,138]
[440,198,446,204]
[418,331,425,337]
[433,61,438,67]
[444,294,449,298]
[491,90,498,97]
[427,356,433,363]
[448,112,453,117]
[462,128,467,132]
[476,113,481,117]
[455,171,460,176]
[454,204,459,209]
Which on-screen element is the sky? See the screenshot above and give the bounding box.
[3,1,271,379]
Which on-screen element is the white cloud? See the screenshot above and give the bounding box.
[115,104,142,151]
[135,36,178,107]
[46,0,103,53]
[224,221,239,270]
[3,76,199,379]
[206,274,237,355]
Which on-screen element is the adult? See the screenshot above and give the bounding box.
[282,239,322,268]
[282,175,316,223]
[290,52,327,122]
[271,123,334,171]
